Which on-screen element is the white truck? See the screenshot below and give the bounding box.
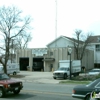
[53,60,81,79]
[0,63,20,75]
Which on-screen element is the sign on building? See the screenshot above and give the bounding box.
[32,48,47,56]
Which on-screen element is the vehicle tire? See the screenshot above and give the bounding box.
[13,90,20,94]
[53,77,56,79]
[85,95,91,100]
[77,72,79,76]
[0,88,5,98]
[64,74,67,79]
[13,72,16,75]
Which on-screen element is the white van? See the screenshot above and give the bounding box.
[0,65,3,73]
[0,63,20,75]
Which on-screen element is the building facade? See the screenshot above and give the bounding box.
[86,35,100,68]
[16,35,94,72]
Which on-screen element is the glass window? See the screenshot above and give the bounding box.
[58,67,68,71]
[86,80,97,87]
[50,52,53,56]
[90,69,100,72]
[95,45,100,51]
[96,82,100,87]
[98,37,100,42]
[0,74,9,80]
[50,64,53,68]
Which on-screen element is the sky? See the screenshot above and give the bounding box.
[0,0,100,48]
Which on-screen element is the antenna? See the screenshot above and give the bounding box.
[55,0,57,48]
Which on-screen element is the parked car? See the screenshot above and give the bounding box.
[72,78,100,100]
[88,68,100,75]
[0,73,23,98]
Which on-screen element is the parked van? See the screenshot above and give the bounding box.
[0,65,3,73]
[0,63,20,75]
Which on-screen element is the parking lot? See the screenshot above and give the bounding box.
[10,71,89,84]
[10,71,64,84]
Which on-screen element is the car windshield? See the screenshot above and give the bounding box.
[0,73,10,80]
[86,80,98,87]
[58,68,68,71]
[89,69,100,72]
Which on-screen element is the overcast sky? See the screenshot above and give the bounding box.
[0,0,100,48]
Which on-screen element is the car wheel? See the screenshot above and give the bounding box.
[13,72,16,75]
[0,88,5,98]
[85,94,99,100]
[13,90,20,94]
[53,77,56,79]
[77,72,79,76]
[64,74,67,79]
[85,95,91,100]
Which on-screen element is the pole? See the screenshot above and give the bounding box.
[11,39,13,63]
[55,0,57,47]
[70,54,71,80]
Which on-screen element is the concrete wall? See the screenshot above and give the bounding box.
[44,47,75,71]
[82,49,94,71]
[16,47,94,72]
[44,48,94,71]
[87,43,100,64]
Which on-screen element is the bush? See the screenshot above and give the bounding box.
[71,74,100,81]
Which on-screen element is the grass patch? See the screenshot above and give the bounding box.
[60,74,100,84]
[60,80,90,84]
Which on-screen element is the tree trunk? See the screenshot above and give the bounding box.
[4,65,7,74]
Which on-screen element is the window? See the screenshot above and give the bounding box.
[0,74,9,80]
[50,52,53,56]
[96,82,100,88]
[95,45,100,51]
[98,37,100,42]
[50,64,53,71]
[50,64,53,68]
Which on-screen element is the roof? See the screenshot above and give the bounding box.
[63,36,83,44]
[88,35,100,43]
[46,35,83,47]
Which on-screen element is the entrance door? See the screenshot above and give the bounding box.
[33,58,43,71]
[20,57,29,71]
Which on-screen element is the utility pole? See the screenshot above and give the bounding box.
[68,47,72,80]
[11,39,14,63]
[55,0,57,48]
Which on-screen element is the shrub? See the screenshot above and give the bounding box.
[71,74,100,81]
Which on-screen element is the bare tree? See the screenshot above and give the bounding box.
[73,29,93,60]
[13,33,32,49]
[0,6,32,73]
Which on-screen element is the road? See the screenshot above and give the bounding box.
[1,82,80,100]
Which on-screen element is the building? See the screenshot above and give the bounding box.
[86,35,100,68]
[16,36,94,71]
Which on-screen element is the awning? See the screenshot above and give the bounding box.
[42,58,55,61]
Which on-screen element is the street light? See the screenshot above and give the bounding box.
[68,47,72,80]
